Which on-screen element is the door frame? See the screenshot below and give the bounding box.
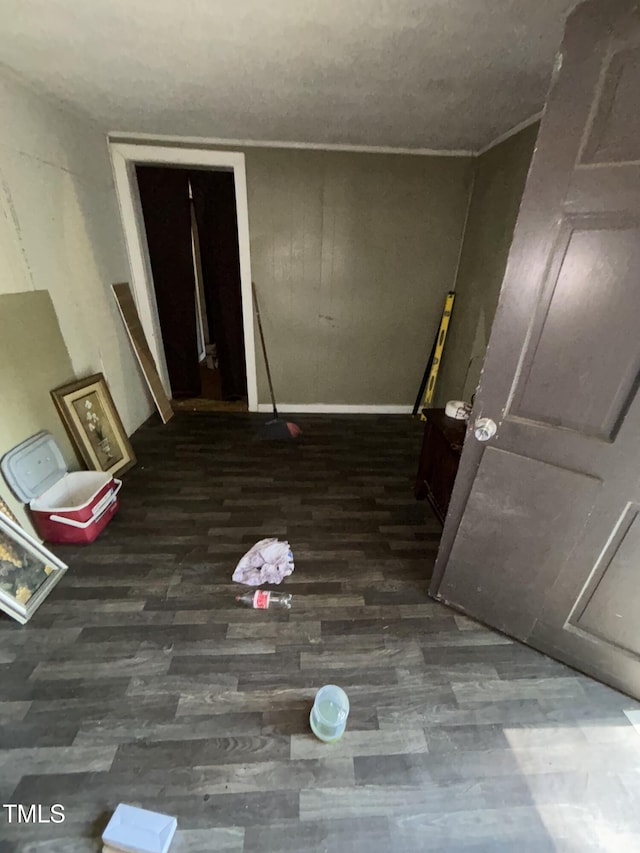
[109,141,258,411]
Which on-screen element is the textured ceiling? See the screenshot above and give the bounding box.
[0,0,576,152]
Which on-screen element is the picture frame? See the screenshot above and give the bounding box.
[0,496,18,524]
[0,511,67,625]
[51,373,136,477]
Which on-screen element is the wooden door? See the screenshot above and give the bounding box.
[431,0,640,699]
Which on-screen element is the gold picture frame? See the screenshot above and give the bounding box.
[51,373,136,477]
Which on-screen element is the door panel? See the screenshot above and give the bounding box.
[567,167,640,214]
[573,504,640,656]
[581,46,640,163]
[512,219,640,439]
[431,0,640,699]
[439,448,600,638]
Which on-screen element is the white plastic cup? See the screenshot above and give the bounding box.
[309,684,350,742]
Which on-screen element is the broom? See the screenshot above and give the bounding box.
[252,282,301,440]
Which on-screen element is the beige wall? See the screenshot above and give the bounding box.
[0,71,154,449]
[242,148,474,406]
[437,124,539,406]
[0,63,532,456]
[0,292,79,532]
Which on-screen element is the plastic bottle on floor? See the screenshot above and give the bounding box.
[235,590,292,609]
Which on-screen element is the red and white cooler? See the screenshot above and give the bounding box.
[1,431,121,544]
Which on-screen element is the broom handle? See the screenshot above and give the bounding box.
[252,282,278,416]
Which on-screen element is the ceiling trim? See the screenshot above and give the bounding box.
[107,130,475,158]
[475,111,543,157]
[108,116,543,159]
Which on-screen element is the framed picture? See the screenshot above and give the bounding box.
[51,373,136,477]
[0,496,17,524]
[0,510,67,625]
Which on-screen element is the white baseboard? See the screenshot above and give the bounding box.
[256,404,413,414]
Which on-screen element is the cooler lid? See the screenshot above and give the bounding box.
[1,431,68,503]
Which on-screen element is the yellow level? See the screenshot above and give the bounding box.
[419,291,455,420]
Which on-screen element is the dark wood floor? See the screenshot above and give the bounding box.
[1,413,640,852]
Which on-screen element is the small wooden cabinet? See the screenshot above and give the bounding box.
[415,408,467,524]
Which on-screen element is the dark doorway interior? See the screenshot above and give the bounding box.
[135,165,248,409]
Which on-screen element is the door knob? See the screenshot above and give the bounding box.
[474,417,497,442]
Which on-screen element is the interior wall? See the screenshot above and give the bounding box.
[241,148,474,406]
[0,292,78,532]
[436,123,539,406]
[0,71,154,452]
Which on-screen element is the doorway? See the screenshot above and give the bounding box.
[135,164,247,411]
[109,143,258,412]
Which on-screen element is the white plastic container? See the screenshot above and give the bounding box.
[310,684,350,742]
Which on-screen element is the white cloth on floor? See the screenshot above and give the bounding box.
[232,538,294,586]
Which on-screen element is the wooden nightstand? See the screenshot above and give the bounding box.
[415,408,467,524]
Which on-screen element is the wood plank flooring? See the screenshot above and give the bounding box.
[1,413,640,851]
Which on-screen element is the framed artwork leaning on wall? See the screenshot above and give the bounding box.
[51,373,136,477]
[0,510,67,624]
